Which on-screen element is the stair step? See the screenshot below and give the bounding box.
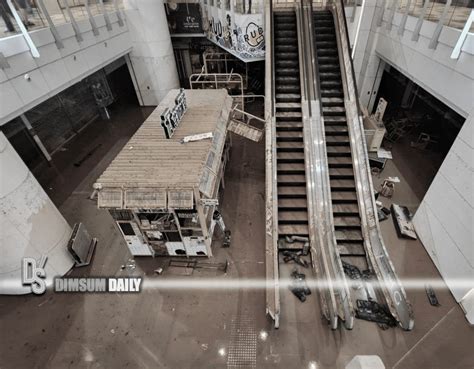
[276,122,304,130]
[327,156,352,166]
[337,243,366,256]
[278,162,305,173]
[327,146,352,155]
[328,167,354,178]
[278,198,307,209]
[322,106,346,115]
[277,151,305,162]
[278,224,309,236]
[335,230,363,242]
[278,185,306,197]
[276,93,301,101]
[276,111,302,118]
[278,211,309,223]
[330,179,355,189]
[277,174,306,184]
[333,216,361,227]
[331,191,357,202]
[332,203,359,215]
[321,97,344,106]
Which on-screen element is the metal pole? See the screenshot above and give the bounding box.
[99,0,112,30]
[6,0,41,57]
[412,0,430,41]
[61,0,83,42]
[84,0,99,36]
[386,0,397,31]
[36,0,64,49]
[113,0,124,27]
[429,0,452,49]
[20,114,52,162]
[398,0,412,35]
[377,0,387,27]
[451,9,474,59]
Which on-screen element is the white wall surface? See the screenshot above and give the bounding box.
[0,132,74,294]
[0,12,132,125]
[413,109,473,303]
[350,5,474,323]
[123,0,179,105]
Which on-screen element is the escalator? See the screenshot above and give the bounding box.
[273,11,309,240]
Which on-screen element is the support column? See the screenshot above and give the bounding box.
[0,132,73,294]
[123,0,179,105]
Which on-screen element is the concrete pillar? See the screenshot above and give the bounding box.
[0,132,73,294]
[124,0,180,105]
[351,0,385,111]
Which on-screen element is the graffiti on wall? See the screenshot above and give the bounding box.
[207,12,265,61]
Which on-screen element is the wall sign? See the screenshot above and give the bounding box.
[161,89,187,139]
[166,3,203,34]
[206,10,265,62]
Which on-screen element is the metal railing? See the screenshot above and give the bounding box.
[0,0,124,41]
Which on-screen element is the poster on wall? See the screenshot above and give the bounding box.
[206,12,265,62]
[166,3,204,34]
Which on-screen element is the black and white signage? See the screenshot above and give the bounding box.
[161,89,187,139]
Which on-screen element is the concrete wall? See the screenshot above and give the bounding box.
[0,132,73,294]
[412,110,473,305]
[0,12,132,126]
[123,0,179,105]
[349,4,474,322]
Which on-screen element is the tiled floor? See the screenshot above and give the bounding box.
[0,103,473,369]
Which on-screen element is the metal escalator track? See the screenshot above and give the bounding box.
[313,10,365,258]
[312,3,414,330]
[274,12,309,240]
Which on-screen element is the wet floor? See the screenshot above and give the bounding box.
[0,104,473,369]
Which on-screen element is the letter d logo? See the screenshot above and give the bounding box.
[22,257,47,295]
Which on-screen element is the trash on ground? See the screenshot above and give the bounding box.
[355,299,397,327]
[154,267,163,275]
[282,250,309,268]
[425,284,441,306]
[391,204,417,240]
[289,269,311,302]
[377,148,393,159]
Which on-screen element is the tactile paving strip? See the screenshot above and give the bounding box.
[227,315,257,369]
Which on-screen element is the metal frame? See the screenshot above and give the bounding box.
[333,0,414,330]
[37,0,64,49]
[264,0,280,329]
[99,0,112,31]
[6,0,41,56]
[411,0,430,42]
[429,0,453,49]
[451,9,474,59]
[61,0,83,42]
[303,1,353,330]
[20,114,52,162]
[113,0,124,27]
[397,0,412,36]
[0,52,10,69]
[376,0,386,27]
[85,0,100,36]
[189,72,245,113]
[386,0,397,31]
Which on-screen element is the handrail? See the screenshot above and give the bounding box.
[264,0,280,328]
[306,0,354,329]
[332,0,414,330]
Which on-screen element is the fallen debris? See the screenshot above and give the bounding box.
[391,204,417,240]
[289,269,311,302]
[181,132,213,144]
[355,299,397,327]
[425,284,441,306]
[282,250,309,268]
[223,230,232,248]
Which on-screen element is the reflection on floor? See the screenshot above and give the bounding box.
[0,104,473,369]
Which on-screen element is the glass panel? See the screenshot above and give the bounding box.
[447,0,474,30]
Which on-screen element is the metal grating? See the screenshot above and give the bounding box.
[227,316,257,369]
[167,190,194,209]
[124,189,167,209]
[98,189,123,208]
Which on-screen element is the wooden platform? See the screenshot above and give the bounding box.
[94,89,233,209]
